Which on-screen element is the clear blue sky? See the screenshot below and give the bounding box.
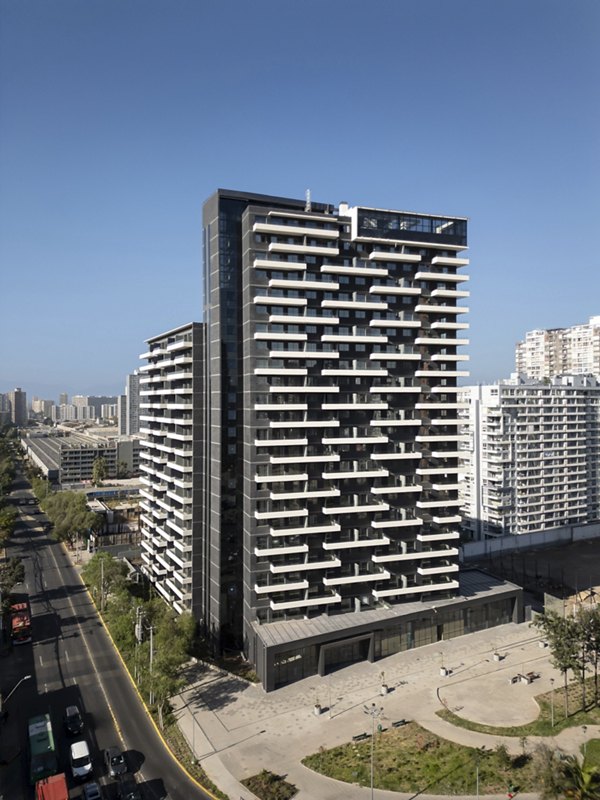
[1,0,599,401]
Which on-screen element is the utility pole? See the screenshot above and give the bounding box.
[100,557,105,612]
[134,606,143,683]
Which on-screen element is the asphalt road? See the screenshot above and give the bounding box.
[1,474,216,800]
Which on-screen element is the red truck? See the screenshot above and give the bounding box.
[9,595,32,644]
[35,773,68,800]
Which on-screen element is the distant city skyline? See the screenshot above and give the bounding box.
[1,1,599,394]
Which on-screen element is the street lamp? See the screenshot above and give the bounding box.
[363,703,383,800]
[191,707,198,764]
[0,674,32,717]
[550,678,555,728]
[474,748,487,800]
[582,725,588,759]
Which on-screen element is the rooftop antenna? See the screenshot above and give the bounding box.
[305,189,311,212]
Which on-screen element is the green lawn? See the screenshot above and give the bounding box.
[302,680,600,795]
[302,723,535,794]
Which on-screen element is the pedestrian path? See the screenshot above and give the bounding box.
[172,622,588,799]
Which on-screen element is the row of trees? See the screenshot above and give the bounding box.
[40,490,104,546]
[0,433,18,548]
[0,429,23,605]
[534,606,600,716]
[81,553,196,728]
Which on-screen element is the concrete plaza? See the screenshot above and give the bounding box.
[172,621,593,800]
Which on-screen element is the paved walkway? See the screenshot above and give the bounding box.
[172,622,592,800]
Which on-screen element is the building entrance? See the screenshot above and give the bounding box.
[319,633,374,675]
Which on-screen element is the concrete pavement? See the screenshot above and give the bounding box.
[172,622,593,800]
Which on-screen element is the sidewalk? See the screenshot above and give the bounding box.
[172,622,586,800]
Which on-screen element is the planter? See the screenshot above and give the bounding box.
[380,684,389,696]
[493,652,501,662]
[314,704,322,716]
[440,667,449,677]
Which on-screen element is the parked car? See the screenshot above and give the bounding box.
[104,746,127,777]
[64,705,84,736]
[82,781,103,800]
[116,772,142,800]
[70,739,92,781]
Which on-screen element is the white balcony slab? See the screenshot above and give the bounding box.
[368,251,422,262]
[254,258,307,271]
[321,265,387,277]
[270,593,341,610]
[323,571,391,586]
[269,242,339,256]
[254,222,339,239]
[371,518,423,528]
[254,580,309,595]
[431,256,469,266]
[322,536,390,550]
[254,544,309,557]
[270,558,342,573]
[255,472,308,483]
[417,564,459,575]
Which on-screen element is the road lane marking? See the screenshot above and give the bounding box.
[40,533,217,800]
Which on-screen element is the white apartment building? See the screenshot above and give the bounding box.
[31,398,55,417]
[51,403,95,422]
[118,372,141,436]
[137,323,203,614]
[515,316,600,379]
[459,375,600,539]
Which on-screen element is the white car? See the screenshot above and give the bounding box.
[70,739,93,780]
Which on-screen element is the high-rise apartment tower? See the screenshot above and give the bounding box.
[459,374,600,539]
[7,387,27,427]
[141,190,521,689]
[515,316,600,379]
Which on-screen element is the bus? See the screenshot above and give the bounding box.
[10,596,32,644]
[28,714,58,785]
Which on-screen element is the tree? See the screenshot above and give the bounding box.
[30,476,51,502]
[579,606,600,707]
[534,612,580,717]
[534,743,564,800]
[81,552,127,608]
[0,557,25,606]
[560,755,600,799]
[41,490,103,546]
[92,456,107,487]
[116,460,130,479]
[0,506,17,547]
